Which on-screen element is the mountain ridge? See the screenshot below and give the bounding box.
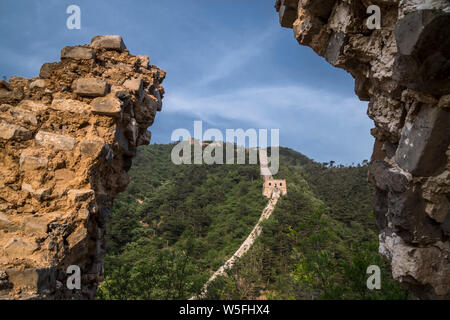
[98,142,408,299]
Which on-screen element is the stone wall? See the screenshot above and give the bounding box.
[262,179,287,198]
[0,35,165,299]
[275,0,449,299]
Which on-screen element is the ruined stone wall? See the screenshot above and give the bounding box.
[0,35,165,299]
[275,0,449,299]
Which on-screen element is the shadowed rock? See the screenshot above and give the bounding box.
[61,46,95,60]
[90,35,126,52]
[275,0,450,298]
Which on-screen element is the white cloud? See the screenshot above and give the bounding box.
[164,85,370,129]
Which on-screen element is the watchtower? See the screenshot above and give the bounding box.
[262,179,287,198]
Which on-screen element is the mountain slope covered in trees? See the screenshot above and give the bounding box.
[98,143,408,300]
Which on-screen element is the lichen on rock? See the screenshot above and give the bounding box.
[275,0,450,299]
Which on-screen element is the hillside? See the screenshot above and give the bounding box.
[98,143,408,300]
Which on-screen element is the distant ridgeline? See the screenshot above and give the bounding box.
[98,143,408,300]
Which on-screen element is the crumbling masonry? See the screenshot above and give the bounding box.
[0,35,165,299]
[275,0,450,299]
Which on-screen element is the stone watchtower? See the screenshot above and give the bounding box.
[262,179,287,198]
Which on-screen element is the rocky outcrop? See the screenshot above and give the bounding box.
[0,36,165,299]
[275,0,449,299]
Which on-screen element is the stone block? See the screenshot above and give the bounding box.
[425,194,449,223]
[0,213,18,232]
[111,86,131,100]
[283,0,299,7]
[393,10,450,95]
[379,234,450,299]
[390,188,441,244]
[5,268,56,294]
[0,122,32,141]
[134,94,157,126]
[35,131,76,151]
[101,145,114,163]
[90,35,126,52]
[299,0,335,20]
[123,78,143,93]
[91,95,122,117]
[443,213,450,235]
[80,140,105,157]
[4,238,39,259]
[17,100,48,113]
[293,13,329,56]
[39,62,58,79]
[22,216,49,235]
[114,128,132,155]
[123,78,144,100]
[395,106,450,176]
[21,182,34,194]
[0,88,23,102]
[0,270,12,293]
[53,169,76,194]
[61,46,95,60]
[74,78,109,97]
[368,161,410,193]
[19,153,48,171]
[50,99,90,114]
[279,4,297,28]
[0,80,11,91]
[395,10,438,56]
[372,187,388,230]
[68,189,94,203]
[438,94,450,109]
[30,79,47,89]
[354,74,371,101]
[21,183,52,201]
[152,89,163,111]
[9,107,38,126]
[137,55,150,68]
[325,32,346,66]
[124,118,138,145]
[66,226,88,249]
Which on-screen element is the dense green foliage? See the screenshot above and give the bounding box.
[98,143,408,300]
[98,144,266,299]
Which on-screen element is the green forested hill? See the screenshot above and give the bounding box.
[97,143,408,300]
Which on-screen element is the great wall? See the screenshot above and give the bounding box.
[193,149,286,299]
[275,0,449,299]
[0,35,164,299]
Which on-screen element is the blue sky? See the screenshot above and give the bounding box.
[0,0,374,164]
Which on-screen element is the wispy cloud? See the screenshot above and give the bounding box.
[164,85,369,128]
[162,84,373,164]
[194,27,277,87]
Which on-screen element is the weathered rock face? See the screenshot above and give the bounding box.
[0,35,165,299]
[275,0,449,299]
